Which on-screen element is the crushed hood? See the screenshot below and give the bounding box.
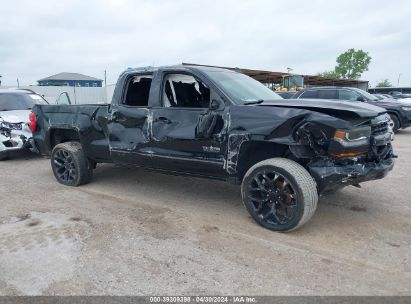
[0,110,31,123]
[259,99,386,118]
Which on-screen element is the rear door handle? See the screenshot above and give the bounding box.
[156,117,172,124]
[111,111,126,122]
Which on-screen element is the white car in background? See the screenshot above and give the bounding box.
[0,89,48,160]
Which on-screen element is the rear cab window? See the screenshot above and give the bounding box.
[123,74,153,107]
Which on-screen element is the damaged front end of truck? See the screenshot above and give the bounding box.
[227,100,396,194]
[288,111,395,193]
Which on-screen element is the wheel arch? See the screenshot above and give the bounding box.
[236,140,290,181]
[49,127,81,150]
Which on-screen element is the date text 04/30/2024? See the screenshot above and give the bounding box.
[149,296,256,303]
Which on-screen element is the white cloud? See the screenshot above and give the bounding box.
[0,0,410,87]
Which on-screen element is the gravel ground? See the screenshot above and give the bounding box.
[0,130,410,296]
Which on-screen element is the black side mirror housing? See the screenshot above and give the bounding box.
[357,96,365,102]
[210,99,224,111]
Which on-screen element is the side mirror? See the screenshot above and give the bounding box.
[357,96,365,102]
[210,99,224,111]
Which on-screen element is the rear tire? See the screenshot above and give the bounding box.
[0,152,9,161]
[389,114,400,133]
[51,141,93,186]
[241,158,318,232]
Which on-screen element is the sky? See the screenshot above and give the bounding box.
[1,0,410,87]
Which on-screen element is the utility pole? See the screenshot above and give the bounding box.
[17,78,20,88]
[104,70,107,103]
[73,85,77,105]
[397,73,402,87]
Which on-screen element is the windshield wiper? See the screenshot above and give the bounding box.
[243,99,265,105]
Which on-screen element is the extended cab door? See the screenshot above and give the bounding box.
[107,73,154,166]
[150,70,227,177]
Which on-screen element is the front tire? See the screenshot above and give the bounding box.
[389,114,400,133]
[241,158,318,232]
[51,141,93,186]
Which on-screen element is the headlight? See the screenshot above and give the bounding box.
[334,126,371,147]
[401,106,411,111]
[0,121,22,130]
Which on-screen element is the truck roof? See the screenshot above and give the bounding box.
[122,64,233,76]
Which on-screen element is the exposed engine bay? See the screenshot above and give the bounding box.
[289,112,395,192]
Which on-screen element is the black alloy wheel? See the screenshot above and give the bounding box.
[246,170,298,226]
[51,141,93,186]
[53,149,77,183]
[241,158,318,232]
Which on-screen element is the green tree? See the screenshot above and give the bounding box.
[376,79,392,87]
[317,70,339,79]
[334,48,371,79]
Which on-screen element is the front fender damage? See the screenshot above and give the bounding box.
[268,112,350,159]
[224,133,250,175]
[286,113,395,193]
[224,105,394,192]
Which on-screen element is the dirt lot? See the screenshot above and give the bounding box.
[0,130,410,296]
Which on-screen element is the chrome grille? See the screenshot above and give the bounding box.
[371,121,388,136]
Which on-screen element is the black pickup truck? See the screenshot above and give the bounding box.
[31,65,395,231]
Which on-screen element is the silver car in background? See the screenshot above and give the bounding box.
[0,89,48,160]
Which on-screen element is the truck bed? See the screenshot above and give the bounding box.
[32,104,111,162]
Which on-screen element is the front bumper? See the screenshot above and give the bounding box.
[308,157,395,194]
[0,124,33,155]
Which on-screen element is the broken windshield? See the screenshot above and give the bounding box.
[203,70,282,104]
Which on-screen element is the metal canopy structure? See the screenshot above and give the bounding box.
[182,63,369,89]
